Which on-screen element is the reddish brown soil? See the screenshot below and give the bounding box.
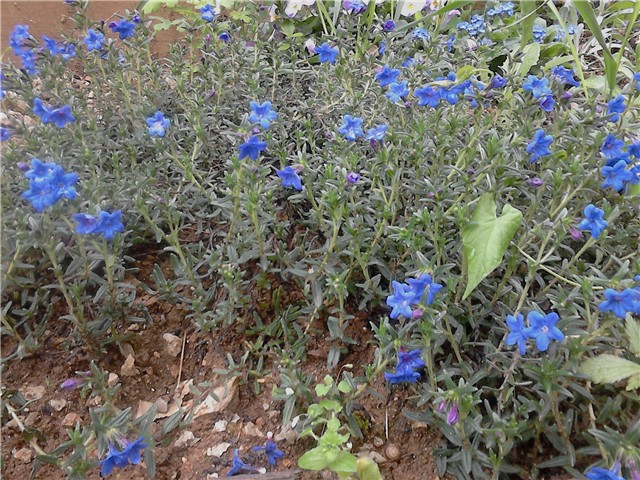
[1,250,442,480]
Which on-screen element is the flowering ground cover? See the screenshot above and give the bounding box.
[1,1,640,479]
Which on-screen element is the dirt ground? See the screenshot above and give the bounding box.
[1,247,443,480]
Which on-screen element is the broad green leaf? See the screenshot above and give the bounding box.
[520,0,537,47]
[455,65,476,82]
[328,450,358,474]
[461,193,523,300]
[518,43,541,77]
[580,354,640,385]
[627,374,640,391]
[573,0,617,92]
[357,456,384,480]
[281,19,296,37]
[582,75,607,91]
[337,380,353,394]
[298,448,329,470]
[626,317,640,356]
[141,0,165,14]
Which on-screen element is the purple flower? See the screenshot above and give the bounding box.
[146,111,170,137]
[528,177,544,187]
[109,19,136,40]
[0,127,11,142]
[238,135,267,160]
[346,172,360,184]
[315,43,339,64]
[276,166,303,191]
[578,204,607,239]
[383,20,396,31]
[569,227,583,240]
[446,403,459,425]
[505,313,527,355]
[606,95,626,122]
[337,115,363,141]
[219,31,230,43]
[523,311,564,352]
[200,4,215,22]
[60,378,84,390]
[522,75,552,98]
[526,129,553,163]
[375,65,401,87]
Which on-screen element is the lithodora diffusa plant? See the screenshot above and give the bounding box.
[2,0,640,478]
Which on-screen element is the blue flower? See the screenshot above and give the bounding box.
[415,85,441,108]
[20,50,37,75]
[551,66,580,87]
[99,437,147,476]
[10,25,30,54]
[446,34,455,52]
[59,43,76,60]
[49,165,78,200]
[629,141,640,158]
[386,281,415,319]
[634,72,640,91]
[606,94,626,122]
[364,124,388,142]
[384,349,424,384]
[384,366,420,384]
[22,179,59,212]
[539,95,555,112]
[601,160,634,191]
[505,313,528,355]
[276,166,302,191]
[219,32,230,43]
[601,134,626,160]
[397,349,425,370]
[578,204,607,239]
[337,115,363,141]
[94,210,125,240]
[227,449,261,476]
[526,129,553,163]
[47,105,76,128]
[84,29,105,51]
[25,159,56,180]
[346,172,360,184]
[146,111,170,137]
[598,288,637,319]
[73,213,99,234]
[378,40,386,56]
[412,27,431,41]
[488,74,507,89]
[42,35,62,55]
[109,19,136,40]
[238,136,267,160]
[383,20,396,31]
[402,57,416,68]
[523,311,564,352]
[315,43,339,64]
[200,4,215,22]
[406,273,442,305]
[33,98,53,122]
[532,25,546,42]
[248,101,278,129]
[487,2,514,16]
[386,81,409,103]
[457,15,485,37]
[375,65,401,87]
[253,440,284,466]
[585,467,625,480]
[522,75,552,98]
[0,127,11,142]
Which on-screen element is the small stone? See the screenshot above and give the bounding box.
[243,421,264,437]
[88,395,102,407]
[163,333,182,357]
[13,448,33,463]
[22,385,46,402]
[262,402,270,411]
[206,442,231,458]
[173,430,196,448]
[49,399,67,412]
[108,373,119,387]
[156,398,168,414]
[135,400,155,419]
[120,354,138,377]
[62,413,81,427]
[24,412,39,426]
[373,437,384,447]
[213,420,227,432]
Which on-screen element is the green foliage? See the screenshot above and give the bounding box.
[461,193,522,300]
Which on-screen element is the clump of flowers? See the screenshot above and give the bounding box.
[386,273,443,319]
[99,437,147,476]
[21,159,78,212]
[384,349,425,384]
[505,311,564,354]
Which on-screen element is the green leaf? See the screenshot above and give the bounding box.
[298,447,329,470]
[337,380,353,394]
[455,66,476,82]
[520,0,537,47]
[573,0,617,92]
[141,0,165,14]
[518,43,541,77]
[315,383,331,397]
[328,450,358,474]
[357,456,383,480]
[461,193,523,300]
[625,318,640,356]
[580,354,640,386]
[281,19,296,37]
[627,374,640,391]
